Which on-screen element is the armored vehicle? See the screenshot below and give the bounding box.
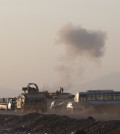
[16,83,47,113]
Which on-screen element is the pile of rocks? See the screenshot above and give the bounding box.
[0,113,120,134]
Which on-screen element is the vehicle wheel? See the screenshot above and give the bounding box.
[15,108,20,112]
[15,108,17,112]
[41,106,47,113]
[34,108,39,113]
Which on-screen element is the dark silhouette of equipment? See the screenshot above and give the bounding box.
[16,83,47,113]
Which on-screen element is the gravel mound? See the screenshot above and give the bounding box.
[0,113,120,134]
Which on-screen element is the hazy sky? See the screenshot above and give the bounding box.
[0,0,120,96]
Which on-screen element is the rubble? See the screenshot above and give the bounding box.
[0,113,120,134]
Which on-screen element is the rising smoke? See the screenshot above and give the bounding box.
[57,23,107,59]
[56,23,107,89]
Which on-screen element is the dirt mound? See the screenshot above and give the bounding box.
[0,113,120,134]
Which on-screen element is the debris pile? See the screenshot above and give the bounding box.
[0,113,120,134]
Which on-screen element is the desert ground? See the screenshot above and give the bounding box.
[0,111,120,134]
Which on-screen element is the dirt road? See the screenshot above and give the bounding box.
[0,110,120,121]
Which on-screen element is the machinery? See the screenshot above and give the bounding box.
[50,100,64,110]
[0,98,16,110]
[16,83,47,113]
[50,100,68,112]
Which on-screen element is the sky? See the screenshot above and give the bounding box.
[0,0,120,97]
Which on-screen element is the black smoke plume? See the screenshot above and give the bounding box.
[57,23,107,59]
[56,23,107,89]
